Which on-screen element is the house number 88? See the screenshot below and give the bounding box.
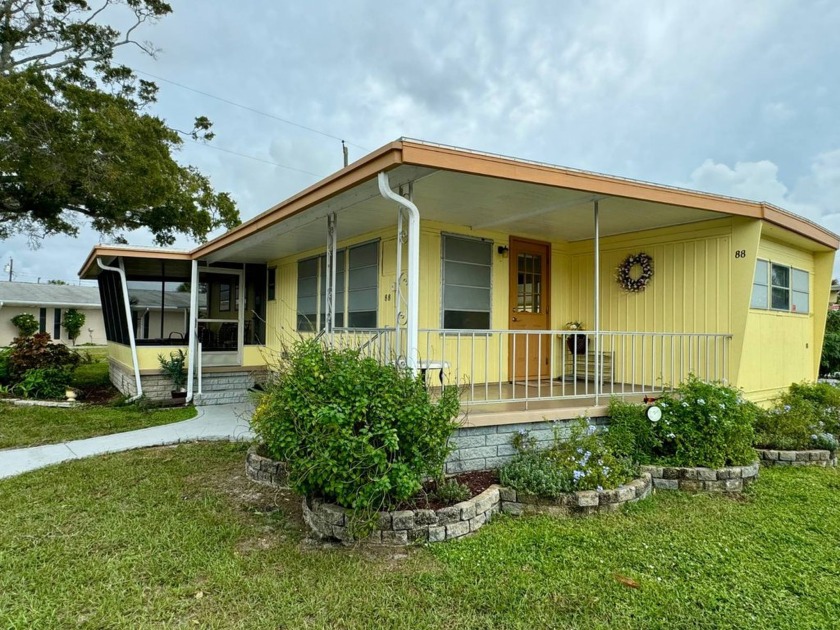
[734,250,746,258]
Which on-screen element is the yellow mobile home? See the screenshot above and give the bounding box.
[79,139,838,429]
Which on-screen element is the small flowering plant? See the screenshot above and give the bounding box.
[606,376,757,468]
[650,376,757,468]
[755,381,840,451]
[564,321,585,331]
[499,417,636,497]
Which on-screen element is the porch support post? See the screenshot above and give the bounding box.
[378,171,419,374]
[594,200,601,404]
[325,212,337,342]
[186,259,198,402]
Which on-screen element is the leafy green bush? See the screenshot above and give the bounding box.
[13,367,70,399]
[10,313,38,337]
[8,333,80,381]
[821,310,840,375]
[608,376,757,468]
[157,349,187,391]
[500,418,636,496]
[61,309,86,345]
[0,348,11,385]
[754,382,840,450]
[250,339,460,513]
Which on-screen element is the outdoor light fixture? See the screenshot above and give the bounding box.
[497,245,509,257]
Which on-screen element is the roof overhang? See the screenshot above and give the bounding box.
[77,138,840,277]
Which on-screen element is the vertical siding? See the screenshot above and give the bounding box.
[738,236,818,401]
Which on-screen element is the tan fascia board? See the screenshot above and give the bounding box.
[78,246,193,279]
[400,141,840,251]
[191,142,404,260]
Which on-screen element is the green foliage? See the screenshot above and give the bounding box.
[608,377,758,468]
[61,309,86,345]
[0,2,240,244]
[8,332,80,381]
[431,479,471,504]
[0,348,10,385]
[251,339,461,513]
[10,313,38,337]
[157,350,187,391]
[820,311,840,375]
[500,418,635,497]
[12,367,70,399]
[755,381,840,450]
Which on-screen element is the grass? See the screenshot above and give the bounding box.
[0,403,197,449]
[1,444,838,628]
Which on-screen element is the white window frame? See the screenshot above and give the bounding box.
[296,239,379,331]
[750,258,809,314]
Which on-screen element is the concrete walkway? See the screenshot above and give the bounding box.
[0,403,255,480]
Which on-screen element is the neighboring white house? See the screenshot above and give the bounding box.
[0,282,106,346]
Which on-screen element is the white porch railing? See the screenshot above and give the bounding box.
[330,328,732,406]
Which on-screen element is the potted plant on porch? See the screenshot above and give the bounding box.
[564,321,588,355]
[158,349,188,403]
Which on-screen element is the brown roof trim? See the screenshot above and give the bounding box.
[191,141,404,259]
[78,246,192,279]
[399,140,839,249]
[78,139,839,277]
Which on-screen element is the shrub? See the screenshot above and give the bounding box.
[431,479,471,504]
[250,339,461,513]
[500,418,636,497]
[10,313,38,337]
[8,333,80,381]
[12,367,70,399]
[0,348,11,385]
[608,377,757,468]
[61,309,86,346]
[754,382,840,450]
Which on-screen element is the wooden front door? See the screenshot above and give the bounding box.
[508,237,551,380]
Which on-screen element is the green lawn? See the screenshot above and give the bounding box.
[0,403,196,449]
[1,444,838,629]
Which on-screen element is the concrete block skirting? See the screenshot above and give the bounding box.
[444,416,609,475]
[298,473,652,546]
[756,449,837,467]
[640,461,759,493]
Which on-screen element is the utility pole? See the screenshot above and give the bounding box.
[3,257,12,282]
[342,140,348,168]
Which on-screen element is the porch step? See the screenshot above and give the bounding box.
[193,370,265,406]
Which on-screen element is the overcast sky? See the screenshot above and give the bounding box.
[3,0,839,283]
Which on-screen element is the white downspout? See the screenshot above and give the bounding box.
[378,171,419,374]
[186,260,198,403]
[97,258,143,401]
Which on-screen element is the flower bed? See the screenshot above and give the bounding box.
[756,449,837,467]
[302,484,502,544]
[299,472,653,545]
[245,445,289,488]
[640,461,759,493]
[501,473,651,517]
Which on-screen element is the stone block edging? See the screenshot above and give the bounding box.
[640,461,759,492]
[756,448,837,467]
[245,445,289,488]
[301,473,652,545]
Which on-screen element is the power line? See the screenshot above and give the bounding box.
[137,69,369,152]
[185,138,322,177]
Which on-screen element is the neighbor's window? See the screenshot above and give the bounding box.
[442,234,492,329]
[53,308,61,339]
[297,240,379,331]
[750,259,809,313]
[39,307,47,334]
